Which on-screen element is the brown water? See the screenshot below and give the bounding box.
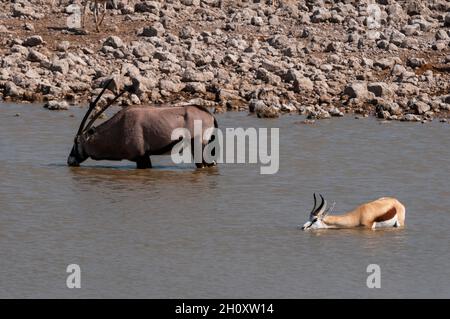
[0,103,449,298]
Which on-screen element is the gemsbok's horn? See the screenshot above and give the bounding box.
[76,78,113,137]
[83,89,126,133]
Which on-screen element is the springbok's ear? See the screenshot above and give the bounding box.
[322,202,336,218]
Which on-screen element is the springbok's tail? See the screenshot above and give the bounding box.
[395,200,406,227]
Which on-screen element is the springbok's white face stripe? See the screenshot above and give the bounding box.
[302,221,312,230]
[302,218,327,230]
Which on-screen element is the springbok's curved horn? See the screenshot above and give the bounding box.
[83,89,126,132]
[76,78,113,136]
[309,193,317,217]
[314,194,327,217]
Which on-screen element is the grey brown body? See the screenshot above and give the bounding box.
[68,104,217,168]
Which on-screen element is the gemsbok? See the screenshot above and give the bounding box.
[67,79,218,169]
[301,194,406,230]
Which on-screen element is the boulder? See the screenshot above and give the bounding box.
[180,0,200,5]
[411,100,431,114]
[402,114,421,122]
[56,41,71,52]
[134,1,161,14]
[51,59,69,75]
[251,16,264,26]
[343,81,368,99]
[373,58,396,70]
[130,74,157,94]
[103,36,124,49]
[445,14,450,27]
[159,79,184,93]
[44,100,70,110]
[406,57,426,68]
[12,4,44,19]
[254,101,280,118]
[138,23,165,37]
[390,30,406,46]
[182,69,214,82]
[23,35,44,47]
[368,82,394,98]
[293,76,314,93]
[311,8,331,23]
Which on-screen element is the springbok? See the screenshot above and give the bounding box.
[81,0,108,32]
[51,0,109,32]
[67,79,218,168]
[301,194,406,230]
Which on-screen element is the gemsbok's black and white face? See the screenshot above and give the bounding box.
[301,193,332,230]
[67,134,90,167]
[67,78,118,167]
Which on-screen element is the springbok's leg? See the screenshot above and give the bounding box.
[136,155,152,169]
[97,2,107,29]
[93,1,100,32]
[81,1,87,29]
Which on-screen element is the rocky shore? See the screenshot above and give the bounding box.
[0,0,449,122]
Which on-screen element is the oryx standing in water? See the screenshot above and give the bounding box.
[67,79,218,168]
[301,194,406,230]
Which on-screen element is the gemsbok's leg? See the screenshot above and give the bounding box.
[205,134,217,167]
[191,139,211,168]
[135,155,152,169]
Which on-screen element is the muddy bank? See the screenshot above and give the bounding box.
[0,0,449,122]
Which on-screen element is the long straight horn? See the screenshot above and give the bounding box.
[76,78,113,136]
[83,89,126,132]
[314,194,327,217]
[309,193,317,217]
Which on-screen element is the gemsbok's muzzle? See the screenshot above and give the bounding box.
[67,155,80,167]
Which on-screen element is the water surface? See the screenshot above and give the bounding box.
[0,103,449,298]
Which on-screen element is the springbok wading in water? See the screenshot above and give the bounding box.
[301,193,406,230]
[67,79,218,169]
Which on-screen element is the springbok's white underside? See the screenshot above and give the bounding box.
[372,215,399,229]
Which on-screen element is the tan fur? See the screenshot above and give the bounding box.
[322,197,406,229]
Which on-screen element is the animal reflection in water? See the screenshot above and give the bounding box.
[67,79,218,169]
[301,194,406,230]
